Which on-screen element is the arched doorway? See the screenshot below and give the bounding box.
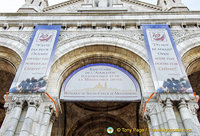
[182,46,200,121]
[0,46,20,127]
[0,58,15,127]
[50,45,151,136]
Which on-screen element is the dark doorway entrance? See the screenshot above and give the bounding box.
[51,102,149,136]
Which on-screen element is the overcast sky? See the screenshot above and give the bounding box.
[0,0,199,12]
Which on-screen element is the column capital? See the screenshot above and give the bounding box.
[164,98,173,108]
[43,105,54,115]
[4,95,25,112]
[144,102,157,120]
[187,102,199,115]
[157,93,192,102]
[26,96,41,108]
[4,93,44,108]
[178,99,187,109]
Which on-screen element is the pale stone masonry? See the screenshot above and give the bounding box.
[0,0,200,136]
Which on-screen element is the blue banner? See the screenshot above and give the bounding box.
[142,24,193,93]
[9,25,61,93]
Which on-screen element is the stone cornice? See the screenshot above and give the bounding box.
[0,12,200,27]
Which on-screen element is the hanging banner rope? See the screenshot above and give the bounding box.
[142,92,155,118]
[4,92,9,103]
[45,92,59,117]
[194,92,198,103]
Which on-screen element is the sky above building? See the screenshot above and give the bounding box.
[0,0,199,12]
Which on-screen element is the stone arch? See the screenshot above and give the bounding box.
[53,33,148,64]
[176,32,200,57]
[47,45,153,97]
[68,113,131,136]
[0,34,28,59]
[49,44,152,136]
[0,46,22,70]
[0,46,21,127]
[182,46,200,75]
[182,46,200,121]
[51,102,149,136]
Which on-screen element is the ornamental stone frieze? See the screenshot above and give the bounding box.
[3,93,59,114]
[173,32,200,45]
[57,31,144,47]
[157,93,197,102]
[0,33,29,46]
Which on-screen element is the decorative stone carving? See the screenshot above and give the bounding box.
[187,102,199,115]
[174,32,200,45]
[0,33,29,46]
[145,103,157,116]
[158,93,190,102]
[57,31,144,47]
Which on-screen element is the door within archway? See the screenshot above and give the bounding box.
[51,102,149,136]
[51,63,149,136]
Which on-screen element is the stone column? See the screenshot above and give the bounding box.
[0,103,13,135]
[187,102,200,134]
[178,99,196,135]
[164,99,181,136]
[4,100,23,136]
[39,105,53,136]
[157,104,167,136]
[149,113,161,136]
[19,101,38,136]
[146,103,161,136]
[47,114,55,136]
[146,118,153,136]
[32,108,44,136]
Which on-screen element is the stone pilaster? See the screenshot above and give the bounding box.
[47,114,56,136]
[178,99,194,135]
[38,105,54,136]
[145,103,161,136]
[187,102,200,134]
[4,97,24,136]
[19,98,39,136]
[157,103,168,136]
[164,98,181,136]
[32,108,44,136]
[1,93,59,136]
[0,100,15,135]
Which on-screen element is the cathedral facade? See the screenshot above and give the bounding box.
[0,0,200,136]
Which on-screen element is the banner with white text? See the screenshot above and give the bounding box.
[142,24,193,93]
[9,25,61,93]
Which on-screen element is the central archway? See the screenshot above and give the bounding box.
[50,45,151,136]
